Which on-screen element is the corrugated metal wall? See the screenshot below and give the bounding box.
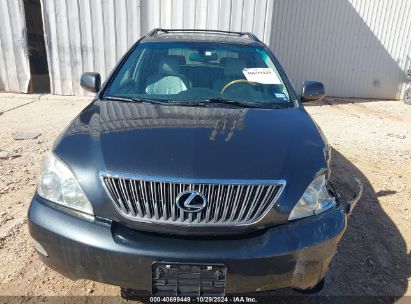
[140,0,274,44]
[0,0,30,93]
[41,0,141,95]
[1,0,410,98]
[41,0,274,96]
[269,0,411,99]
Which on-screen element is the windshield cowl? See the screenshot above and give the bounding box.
[104,96,289,109]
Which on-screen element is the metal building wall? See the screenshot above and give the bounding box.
[269,0,411,99]
[41,0,274,95]
[0,0,31,93]
[140,0,274,44]
[39,0,411,99]
[41,0,141,96]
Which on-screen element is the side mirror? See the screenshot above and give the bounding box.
[80,72,101,93]
[301,81,325,102]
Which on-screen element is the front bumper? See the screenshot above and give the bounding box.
[28,195,347,294]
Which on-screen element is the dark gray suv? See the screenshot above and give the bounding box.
[28,29,361,296]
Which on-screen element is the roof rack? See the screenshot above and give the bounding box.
[146,28,260,42]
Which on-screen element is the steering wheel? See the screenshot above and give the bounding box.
[221,79,258,95]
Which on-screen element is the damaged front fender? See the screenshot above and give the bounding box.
[331,176,363,215]
[342,176,364,215]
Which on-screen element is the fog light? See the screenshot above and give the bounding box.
[32,239,48,257]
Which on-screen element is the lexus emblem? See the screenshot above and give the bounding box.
[176,191,207,213]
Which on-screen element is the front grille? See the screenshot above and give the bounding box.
[101,174,285,226]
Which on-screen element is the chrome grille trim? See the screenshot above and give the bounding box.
[100,172,286,227]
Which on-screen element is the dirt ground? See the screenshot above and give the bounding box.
[0,93,410,303]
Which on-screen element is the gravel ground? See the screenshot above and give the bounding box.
[0,93,410,303]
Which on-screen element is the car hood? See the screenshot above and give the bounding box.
[54,100,329,227]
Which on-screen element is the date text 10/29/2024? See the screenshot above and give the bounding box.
[149,296,258,303]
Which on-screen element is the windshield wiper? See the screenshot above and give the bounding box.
[104,96,168,105]
[200,98,284,109]
[104,96,134,102]
[104,96,285,108]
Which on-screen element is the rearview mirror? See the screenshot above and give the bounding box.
[301,81,325,102]
[80,72,101,93]
[189,52,218,62]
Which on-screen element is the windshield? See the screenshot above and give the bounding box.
[105,42,294,108]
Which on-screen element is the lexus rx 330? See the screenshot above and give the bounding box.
[28,29,361,296]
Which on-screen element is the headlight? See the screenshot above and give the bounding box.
[288,174,336,221]
[38,153,93,215]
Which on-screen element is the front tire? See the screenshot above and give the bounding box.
[120,288,150,301]
[293,278,325,294]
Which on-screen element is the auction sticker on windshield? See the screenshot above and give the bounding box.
[243,68,281,84]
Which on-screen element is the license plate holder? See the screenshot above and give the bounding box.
[152,262,226,296]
